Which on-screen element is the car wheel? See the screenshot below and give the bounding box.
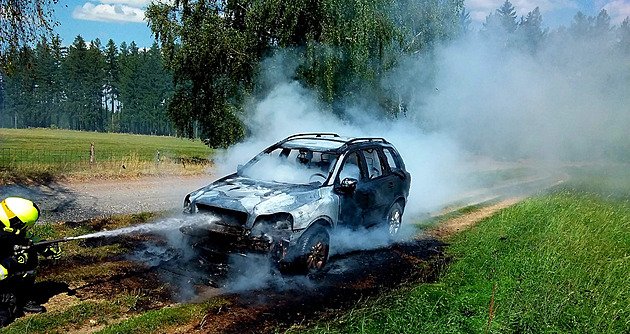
[387,202,404,237]
[296,226,330,275]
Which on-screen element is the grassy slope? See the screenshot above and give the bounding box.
[0,128,212,158]
[302,167,630,333]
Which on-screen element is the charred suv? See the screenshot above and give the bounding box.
[181,133,411,274]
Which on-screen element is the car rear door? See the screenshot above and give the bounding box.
[336,150,367,228]
[357,147,394,227]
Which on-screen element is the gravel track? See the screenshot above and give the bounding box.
[0,175,214,223]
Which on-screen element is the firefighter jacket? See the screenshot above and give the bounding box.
[0,229,38,281]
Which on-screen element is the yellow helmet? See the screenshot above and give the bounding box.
[0,197,40,231]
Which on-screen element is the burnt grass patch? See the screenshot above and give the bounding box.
[31,232,452,333]
[27,212,456,333]
[185,237,451,334]
[34,221,176,314]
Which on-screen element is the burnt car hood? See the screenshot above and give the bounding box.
[189,175,321,218]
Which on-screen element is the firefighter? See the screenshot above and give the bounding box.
[0,197,61,327]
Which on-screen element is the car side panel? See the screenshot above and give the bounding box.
[288,187,339,235]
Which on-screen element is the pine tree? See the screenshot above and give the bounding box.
[619,17,630,54]
[3,46,36,128]
[519,7,545,53]
[497,0,518,33]
[104,39,120,132]
[64,35,105,131]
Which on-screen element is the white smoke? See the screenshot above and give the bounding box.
[214,52,469,218]
[142,19,630,295]
[421,33,630,163]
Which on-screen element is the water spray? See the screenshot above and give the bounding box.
[13,215,221,252]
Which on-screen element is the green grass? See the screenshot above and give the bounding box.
[562,165,630,200]
[0,301,120,334]
[472,167,539,188]
[301,168,630,333]
[0,128,214,182]
[0,298,230,334]
[417,203,490,228]
[0,128,212,158]
[96,299,228,334]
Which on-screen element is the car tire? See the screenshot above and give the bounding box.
[294,226,330,275]
[386,201,404,238]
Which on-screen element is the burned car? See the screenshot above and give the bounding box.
[181,133,411,274]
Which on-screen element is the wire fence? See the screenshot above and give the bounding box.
[0,147,210,171]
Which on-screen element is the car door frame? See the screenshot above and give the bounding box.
[355,146,397,227]
[334,148,368,228]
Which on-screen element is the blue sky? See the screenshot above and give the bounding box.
[53,0,630,48]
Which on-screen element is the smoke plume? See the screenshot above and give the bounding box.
[143,16,630,295]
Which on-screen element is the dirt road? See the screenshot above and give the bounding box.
[0,175,213,222]
[0,164,564,224]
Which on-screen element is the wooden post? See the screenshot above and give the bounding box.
[90,142,95,168]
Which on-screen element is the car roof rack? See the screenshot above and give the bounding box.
[278,133,345,145]
[284,133,340,140]
[276,133,391,151]
[344,137,388,146]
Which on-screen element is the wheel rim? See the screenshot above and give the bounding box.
[388,208,401,236]
[306,241,328,271]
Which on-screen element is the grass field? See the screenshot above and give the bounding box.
[300,166,630,333]
[0,128,211,156]
[0,128,214,183]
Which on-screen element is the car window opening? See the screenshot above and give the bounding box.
[240,147,339,185]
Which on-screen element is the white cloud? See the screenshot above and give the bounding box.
[99,0,151,8]
[98,0,152,6]
[73,2,146,23]
[466,0,579,23]
[603,1,630,23]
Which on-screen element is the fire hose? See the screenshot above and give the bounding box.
[13,237,81,252]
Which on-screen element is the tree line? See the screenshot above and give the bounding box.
[0,36,174,135]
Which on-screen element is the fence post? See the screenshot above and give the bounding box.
[90,142,95,168]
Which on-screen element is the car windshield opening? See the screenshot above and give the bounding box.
[240,148,339,185]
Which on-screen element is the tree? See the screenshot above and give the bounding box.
[31,38,57,127]
[104,39,120,131]
[139,43,173,135]
[63,35,105,131]
[118,41,143,133]
[619,17,630,54]
[594,9,611,34]
[460,8,472,34]
[146,0,463,147]
[570,12,592,38]
[1,0,59,73]
[497,0,518,33]
[518,7,545,53]
[1,46,36,128]
[146,0,273,147]
[85,38,106,130]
